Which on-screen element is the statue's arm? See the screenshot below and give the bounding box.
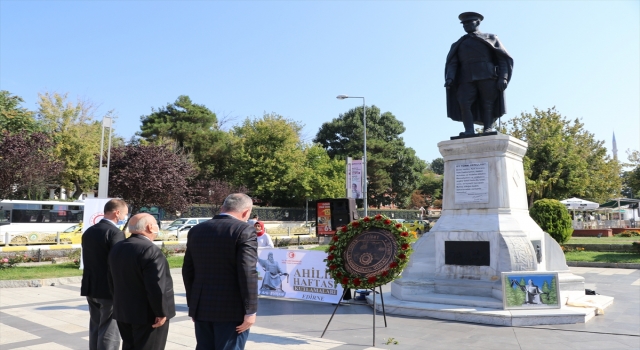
[444,44,459,88]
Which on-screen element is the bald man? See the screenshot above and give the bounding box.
[108,213,175,350]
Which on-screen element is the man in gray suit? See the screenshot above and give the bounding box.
[81,199,128,350]
[183,193,258,350]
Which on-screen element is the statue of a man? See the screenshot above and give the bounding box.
[445,12,513,137]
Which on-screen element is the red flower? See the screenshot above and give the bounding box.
[341,226,348,233]
[332,235,339,241]
[327,254,335,261]
[395,223,402,228]
[399,253,407,260]
[363,216,371,222]
[353,278,361,286]
[401,243,409,250]
[389,262,398,268]
[329,245,336,251]
[351,221,359,228]
[329,265,337,270]
[375,214,382,220]
[341,277,349,285]
[336,272,342,278]
[384,219,392,225]
[400,231,409,237]
[381,270,389,276]
[367,276,377,284]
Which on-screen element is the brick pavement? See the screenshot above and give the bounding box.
[0,267,638,350]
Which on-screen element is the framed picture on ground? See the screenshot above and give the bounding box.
[502,271,561,310]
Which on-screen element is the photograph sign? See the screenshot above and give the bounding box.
[502,272,561,310]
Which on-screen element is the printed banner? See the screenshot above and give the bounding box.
[350,159,363,199]
[82,198,112,233]
[316,201,335,236]
[256,248,343,304]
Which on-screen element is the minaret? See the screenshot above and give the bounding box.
[612,132,618,160]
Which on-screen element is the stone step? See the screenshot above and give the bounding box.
[406,292,503,309]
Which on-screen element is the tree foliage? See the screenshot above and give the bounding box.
[108,143,197,218]
[230,113,344,206]
[314,105,425,208]
[430,158,444,175]
[0,91,39,137]
[191,178,248,215]
[622,150,640,198]
[138,95,230,179]
[501,107,621,206]
[529,198,573,244]
[36,92,114,199]
[0,132,63,199]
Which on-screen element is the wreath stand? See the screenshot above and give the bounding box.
[320,285,387,347]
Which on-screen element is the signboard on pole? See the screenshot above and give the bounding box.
[256,248,343,304]
[82,198,112,233]
[347,158,363,199]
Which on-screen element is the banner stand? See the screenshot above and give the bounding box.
[321,285,387,347]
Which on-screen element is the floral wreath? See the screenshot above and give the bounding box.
[324,214,414,290]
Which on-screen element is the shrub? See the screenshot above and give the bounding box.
[616,231,640,237]
[67,249,82,266]
[530,199,573,244]
[632,242,640,254]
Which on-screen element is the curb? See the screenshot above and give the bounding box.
[0,276,82,288]
[566,261,640,269]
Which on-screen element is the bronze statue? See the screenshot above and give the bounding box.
[445,12,513,137]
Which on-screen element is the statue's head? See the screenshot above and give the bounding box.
[268,252,274,261]
[459,12,483,33]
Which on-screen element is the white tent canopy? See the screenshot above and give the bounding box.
[560,197,599,210]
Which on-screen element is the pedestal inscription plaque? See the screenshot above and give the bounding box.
[454,162,489,204]
[344,228,398,278]
[444,241,490,266]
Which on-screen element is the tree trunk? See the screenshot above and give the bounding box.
[71,179,84,199]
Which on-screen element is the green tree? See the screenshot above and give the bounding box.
[0,91,40,137]
[230,113,344,206]
[419,171,444,207]
[314,105,425,208]
[36,92,116,199]
[430,157,444,175]
[529,198,573,244]
[622,150,640,198]
[138,95,230,179]
[500,107,621,206]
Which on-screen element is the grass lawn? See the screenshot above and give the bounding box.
[309,245,329,251]
[567,237,639,244]
[0,262,82,280]
[564,251,640,264]
[167,255,184,268]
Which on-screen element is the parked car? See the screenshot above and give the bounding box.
[58,223,83,244]
[403,220,430,234]
[158,217,210,241]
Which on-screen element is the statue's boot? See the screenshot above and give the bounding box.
[482,107,495,133]
[459,112,476,137]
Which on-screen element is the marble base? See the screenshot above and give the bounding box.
[367,292,614,326]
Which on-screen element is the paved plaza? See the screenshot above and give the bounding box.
[0,266,638,350]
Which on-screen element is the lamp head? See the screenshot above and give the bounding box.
[336,95,349,100]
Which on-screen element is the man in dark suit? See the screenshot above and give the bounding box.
[108,213,176,350]
[183,193,258,350]
[81,198,128,350]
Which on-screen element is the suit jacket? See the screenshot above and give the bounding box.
[182,215,258,322]
[445,32,514,125]
[108,234,176,325]
[81,219,125,299]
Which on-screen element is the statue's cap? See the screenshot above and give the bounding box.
[459,12,484,22]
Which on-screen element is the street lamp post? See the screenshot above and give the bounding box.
[336,95,367,217]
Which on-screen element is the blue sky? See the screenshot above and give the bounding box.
[1,1,638,165]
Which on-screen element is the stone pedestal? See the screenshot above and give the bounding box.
[383,134,600,325]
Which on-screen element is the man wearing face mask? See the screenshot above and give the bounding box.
[108,213,176,350]
[81,198,129,350]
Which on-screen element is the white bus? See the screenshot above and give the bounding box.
[0,200,84,245]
